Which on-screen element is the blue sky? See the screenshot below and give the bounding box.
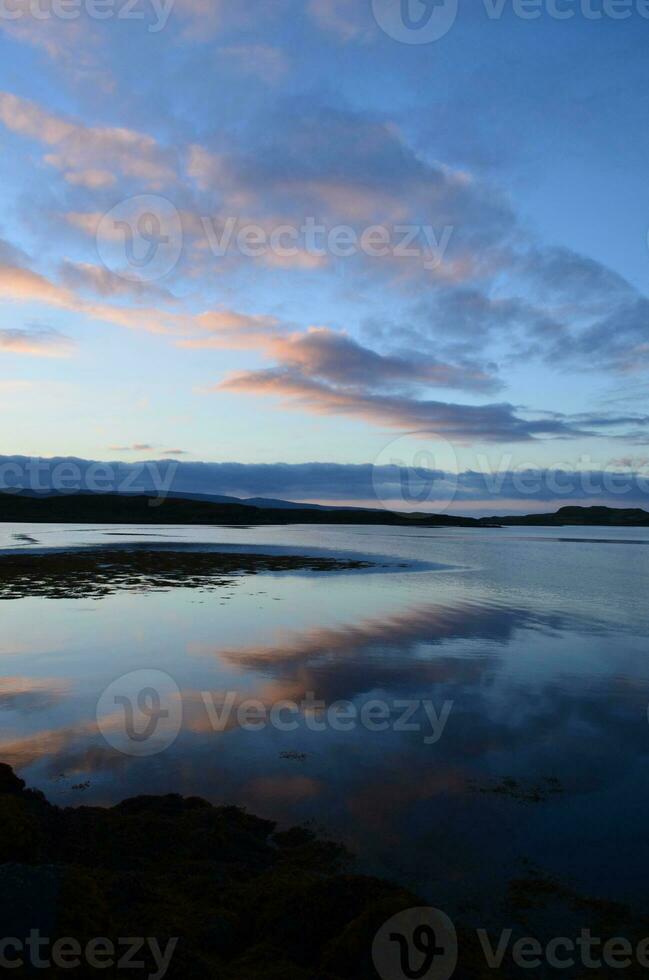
[1,0,648,508]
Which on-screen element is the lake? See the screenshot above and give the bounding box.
[1,522,649,915]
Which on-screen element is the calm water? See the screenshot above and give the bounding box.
[2,522,649,911]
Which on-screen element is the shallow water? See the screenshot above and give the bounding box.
[1,522,649,912]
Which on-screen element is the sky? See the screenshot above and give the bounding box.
[1,0,649,512]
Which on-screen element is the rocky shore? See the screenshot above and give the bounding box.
[0,764,421,978]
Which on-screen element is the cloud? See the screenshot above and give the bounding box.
[260,327,501,393]
[59,260,177,303]
[64,169,116,189]
[0,255,179,335]
[211,601,545,703]
[175,100,515,285]
[0,326,75,358]
[0,92,176,189]
[0,381,34,395]
[524,245,633,304]
[2,78,648,456]
[12,85,645,388]
[547,295,649,374]
[0,676,69,713]
[108,444,189,456]
[307,0,374,42]
[1,455,649,511]
[0,0,94,61]
[218,368,584,442]
[0,245,284,345]
[169,0,225,35]
[0,237,30,267]
[387,289,560,348]
[220,45,289,84]
[366,253,649,378]
[515,247,649,373]
[0,261,75,308]
[184,323,501,393]
[172,97,649,382]
[171,0,288,39]
[108,444,155,452]
[0,716,103,769]
[3,229,642,445]
[0,0,119,94]
[189,309,283,343]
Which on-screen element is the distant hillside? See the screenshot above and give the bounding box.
[480,506,649,527]
[12,488,371,512]
[1,494,648,529]
[161,491,338,510]
[0,492,479,528]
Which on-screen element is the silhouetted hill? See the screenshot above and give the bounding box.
[2,494,648,528]
[481,506,649,527]
[0,491,479,527]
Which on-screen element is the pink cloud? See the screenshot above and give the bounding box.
[0,263,75,308]
[218,368,577,443]
[0,92,175,189]
[0,327,75,358]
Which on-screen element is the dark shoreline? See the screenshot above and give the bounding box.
[2,492,649,528]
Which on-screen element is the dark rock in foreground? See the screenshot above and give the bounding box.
[0,764,421,978]
[3,765,649,977]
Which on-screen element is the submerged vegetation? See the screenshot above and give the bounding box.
[0,547,372,600]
